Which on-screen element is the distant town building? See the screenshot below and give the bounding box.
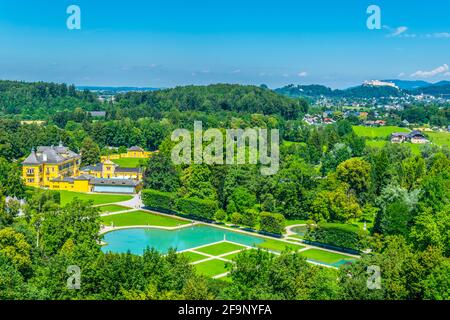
[391,131,429,144]
[89,111,106,118]
[363,80,399,89]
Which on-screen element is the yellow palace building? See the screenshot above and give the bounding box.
[22,143,144,194]
[22,142,81,188]
[100,146,152,162]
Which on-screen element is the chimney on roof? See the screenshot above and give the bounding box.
[59,140,63,147]
[42,153,48,162]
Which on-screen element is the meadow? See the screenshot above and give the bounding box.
[60,190,133,206]
[352,126,410,139]
[426,131,450,147]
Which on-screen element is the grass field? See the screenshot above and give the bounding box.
[180,251,210,263]
[221,249,260,261]
[60,190,133,206]
[112,157,145,168]
[194,259,230,277]
[101,210,190,227]
[196,242,247,256]
[285,219,308,226]
[365,140,422,155]
[98,204,130,213]
[299,248,356,264]
[353,126,409,138]
[256,239,305,252]
[427,131,450,147]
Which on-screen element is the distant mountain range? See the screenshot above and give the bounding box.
[76,86,160,93]
[275,80,450,99]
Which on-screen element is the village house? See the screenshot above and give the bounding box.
[390,131,429,144]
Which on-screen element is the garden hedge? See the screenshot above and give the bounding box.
[304,223,366,251]
[175,197,218,220]
[142,189,176,213]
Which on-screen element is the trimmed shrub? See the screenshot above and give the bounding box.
[242,209,258,228]
[304,223,366,251]
[214,209,227,222]
[175,197,218,220]
[142,189,176,213]
[231,212,243,225]
[259,212,285,235]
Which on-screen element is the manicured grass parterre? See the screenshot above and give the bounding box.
[60,190,133,206]
[101,210,190,227]
[353,125,410,139]
[299,248,356,265]
[196,242,247,256]
[112,157,145,168]
[194,259,230,277]
[285,219,308,226]
[180,251,210,263]
[97,204,130,213]
[256,239,305,252]
[221,249,258,261]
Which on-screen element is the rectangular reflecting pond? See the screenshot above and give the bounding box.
[101,225,265,255]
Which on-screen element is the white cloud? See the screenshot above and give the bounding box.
[426,32,450,38]
[384,26,408,37]
[398,72,406,77]
[411,64,449,78]
[297,71,308,77]
[231,69,241,74]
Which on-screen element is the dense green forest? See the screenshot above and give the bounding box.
[0,80,449,300]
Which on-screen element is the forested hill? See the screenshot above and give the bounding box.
[114,84,308,120]
[0,81,308,121]
[0,80,101,119]
[275,84,402,98]
[276,82,450,98]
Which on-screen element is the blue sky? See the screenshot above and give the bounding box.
[0,0,449,88]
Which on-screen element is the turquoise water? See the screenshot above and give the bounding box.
[102,225,265,255]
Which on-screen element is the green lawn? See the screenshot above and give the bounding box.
[285,219,308,226]
[286,235,304,241]
[194,259,230,277]
[180,251,210,263]
[98,204,130,213]
[427,131,450,147]
[365,140,421,155]
[112,157,145,168]
[299,248,356,264]
[196,242,247,256]
[60,190,133,206]
[221,249,258,261]
[256,239,305,252]
[101,210,190,227]
[365,140,387,148]
[353,126,410,138]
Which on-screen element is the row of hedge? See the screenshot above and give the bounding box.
[303,223,367,252]
[142,189,218,220]
[142,189,285,234]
